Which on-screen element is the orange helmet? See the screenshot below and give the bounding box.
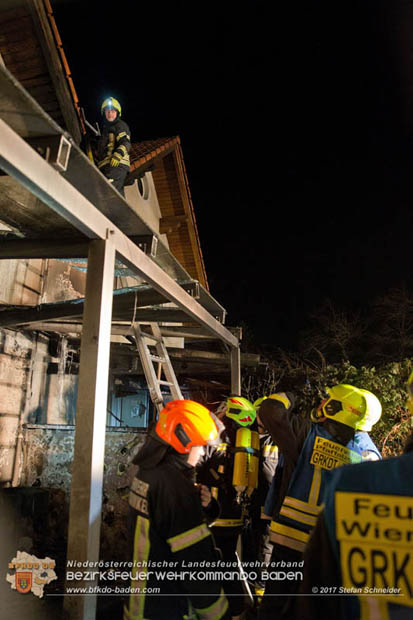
[155,400,220,454]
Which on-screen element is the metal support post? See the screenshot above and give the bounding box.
[230,346,241,395]
[64,238,115,620]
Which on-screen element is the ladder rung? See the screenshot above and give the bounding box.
[150,355,166,363]
[141,333,162,343]
[134,322,183,406]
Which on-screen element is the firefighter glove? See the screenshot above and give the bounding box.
[110,156,121,167]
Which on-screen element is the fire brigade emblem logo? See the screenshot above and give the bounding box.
[16,572,32,594]
[6,551,57,598]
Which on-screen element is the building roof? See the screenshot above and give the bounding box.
[129,137,178,169]
[0,0,82,143]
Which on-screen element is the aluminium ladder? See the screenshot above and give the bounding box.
[132,322,183,414]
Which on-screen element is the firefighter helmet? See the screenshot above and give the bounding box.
[268,392,292,410]
[312,384,381,431]
[101,96,122,117]
[225,396,256,427]
[155,400,219,454]
[407,371,413,415]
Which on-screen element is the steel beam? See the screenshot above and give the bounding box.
[112,343,260,366]
[0,238,89,259]
[0,118,237,347]
[21,322,226,341]
[0,282,205,327]
[64,239,115,620]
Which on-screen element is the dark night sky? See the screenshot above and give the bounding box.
[52,0,413,348]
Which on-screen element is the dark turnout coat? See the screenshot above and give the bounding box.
[124,437,228,620]
[97,117,131,172]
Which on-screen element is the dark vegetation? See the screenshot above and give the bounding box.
[241,287,413,456]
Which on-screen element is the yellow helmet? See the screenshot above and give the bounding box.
[312,384,381,432]
[407,371,413,415]
[101,96,121,117]
[268,392,292,410]
[225,396,256,427]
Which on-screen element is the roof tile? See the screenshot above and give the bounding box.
[129,137,179,169]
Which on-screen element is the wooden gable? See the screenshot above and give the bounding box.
[130,137,209,290]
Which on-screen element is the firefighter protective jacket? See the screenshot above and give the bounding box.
[124,449,228,620]
[294,451,413,620]
[258,395,381,552]
[259,393,308,519]
[196,422,243,537]
[260,433,279,487]
[97,117,131,171]
[250,432,279,521]
[263,453,284,518]
[271,422,380,552]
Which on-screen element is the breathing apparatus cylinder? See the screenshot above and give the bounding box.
[232,427,250,499]
[232,428,260,502]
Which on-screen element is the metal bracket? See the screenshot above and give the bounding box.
[129,235,158,258]
[27,135,71,172]
[179,280,200,299]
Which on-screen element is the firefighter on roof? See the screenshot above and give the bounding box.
[97,96,131,195]
[124,399,228,620]
[258,385,382,620]
[293,374,413,620]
